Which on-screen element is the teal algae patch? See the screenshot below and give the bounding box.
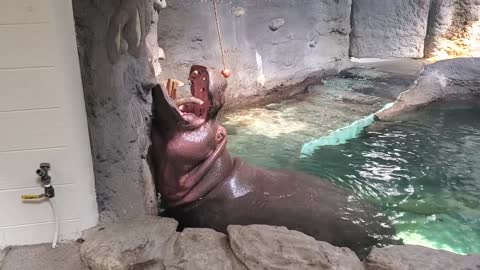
[300,102,394,157]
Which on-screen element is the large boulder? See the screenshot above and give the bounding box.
[80,216,178,270]
[350,0,431,58]
[364,245,480,270]
[165,228,247,270]
[157,0,351,106]
[227,224,363,270]
[377,57,480,120]
[424,0,480,58]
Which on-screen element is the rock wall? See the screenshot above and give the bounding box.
[73,0,164,221]
[156,0,352,107]
[350,0,480,59]
[377,58,480,120]
[350,0,431,58]
[79,216,480,270]
[424,0,480,58]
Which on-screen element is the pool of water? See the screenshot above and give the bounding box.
[224,100,480,254]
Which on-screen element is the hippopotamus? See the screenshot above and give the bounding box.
[149,65,397,257]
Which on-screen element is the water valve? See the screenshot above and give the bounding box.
[21,163,55,200]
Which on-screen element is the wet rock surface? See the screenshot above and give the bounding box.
[228,224,363,270]
[334,67,416,101]
[350,0,431,58]
[377,58,480,120]
[364,245,480,270]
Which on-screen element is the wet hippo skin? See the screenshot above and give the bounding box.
[149,65,397,257]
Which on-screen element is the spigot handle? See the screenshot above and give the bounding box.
[21,194,46,200]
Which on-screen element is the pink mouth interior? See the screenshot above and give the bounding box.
[178,72,210,121]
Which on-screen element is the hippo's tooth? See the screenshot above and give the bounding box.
[176,97,204,106]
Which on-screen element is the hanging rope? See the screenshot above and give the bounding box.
[212,0,231,78]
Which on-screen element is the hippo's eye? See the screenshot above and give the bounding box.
[201,88,205,92]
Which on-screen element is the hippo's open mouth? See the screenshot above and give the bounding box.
[152,65,226,131]
[173,68,212,126]
[166,66,218,128]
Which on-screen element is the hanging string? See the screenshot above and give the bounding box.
[212,0,231,78]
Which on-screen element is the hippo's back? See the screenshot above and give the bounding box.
[164,159,398,258]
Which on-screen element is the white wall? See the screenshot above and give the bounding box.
[0,0,98,246]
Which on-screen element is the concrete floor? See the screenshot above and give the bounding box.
[0,242,88,270]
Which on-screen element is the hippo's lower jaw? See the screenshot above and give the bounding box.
[166,130,228,207]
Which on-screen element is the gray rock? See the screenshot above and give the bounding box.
[231,6,246,17]
[165,228,247,270]
[1,243,88,270]
[227,224,363,270]
[269,18,285,31]
[424,0,480,58]
[80,216,179,270]
[73,0,161,221]
[157,0,351,104]
[364,245,480,270]
[377,58,480,120]
[350,0,431,58]
[0,247,10,269]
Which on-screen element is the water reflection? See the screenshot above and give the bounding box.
[225,100,480,254]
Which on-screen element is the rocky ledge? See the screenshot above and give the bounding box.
[376,57,480,120]
[78,216,480,270]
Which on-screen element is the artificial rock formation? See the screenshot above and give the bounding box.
[424,0,480,59]
[79,217,364,270]
[73,0,165,221]
[80,216,178,270]
[377,57,480,120]
[164,228,247,270]
[79,216,480,270]
[156,0,352,107]
[350,0,431,58]
[228,225,363,270]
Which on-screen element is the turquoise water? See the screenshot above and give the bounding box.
[226,101,480,254]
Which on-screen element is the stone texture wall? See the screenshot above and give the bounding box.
[73,0,163,221]
[157,0,352,106]
[78,216,480,270]
[350,0,431,58]
[424,0,480,58]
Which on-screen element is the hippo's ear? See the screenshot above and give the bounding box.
[151,84,188,132]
